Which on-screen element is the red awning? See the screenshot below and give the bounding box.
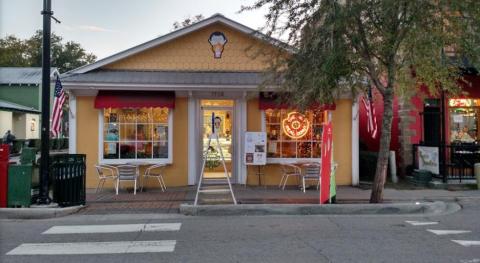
[94,90,175,109]
[258,92,336,111]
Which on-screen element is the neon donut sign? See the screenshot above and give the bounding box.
[282,112,310,139]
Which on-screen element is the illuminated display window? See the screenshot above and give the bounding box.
[264,109,325,159]
[102,108,170,160]
[448,98,480,143]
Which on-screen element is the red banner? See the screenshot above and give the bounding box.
[320,122,333,204]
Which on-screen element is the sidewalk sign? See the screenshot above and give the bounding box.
[244,132,267,165]
[320,121,333,204]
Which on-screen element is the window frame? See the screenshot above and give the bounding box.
[98,108,173,165]
[261,110,322,164]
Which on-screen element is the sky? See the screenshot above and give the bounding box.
[0,0,268,59]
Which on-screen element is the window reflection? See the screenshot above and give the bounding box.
[103,107,169,159]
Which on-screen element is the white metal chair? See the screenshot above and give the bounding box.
[301,163,321,193]
[141,164,167,192]
[94,164,118,193]
[279,164,302,190]
[115,164,139,195]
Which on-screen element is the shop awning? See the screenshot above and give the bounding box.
[94,90,175,109]
[258,92,336,111]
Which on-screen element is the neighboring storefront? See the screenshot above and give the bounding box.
[359,71,480,181]
[62,14,359,189]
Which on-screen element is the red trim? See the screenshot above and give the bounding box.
[94,90,175,109]
[258,92,336,110]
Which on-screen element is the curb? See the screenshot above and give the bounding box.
[180,201,452,216]
[0,205,85,220]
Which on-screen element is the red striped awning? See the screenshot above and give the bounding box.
[258,92,336,111]
[94,90,175,109]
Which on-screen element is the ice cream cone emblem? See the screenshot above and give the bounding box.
[208,32,227,58]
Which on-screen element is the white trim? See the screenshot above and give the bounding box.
[267,158,321,164]
[187,97,197,185]
[66,14,291,75]
[68,93,76,154]
[97,109,173,165]
[351,97,360,186]
[235,98,247,184]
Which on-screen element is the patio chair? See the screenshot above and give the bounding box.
[115,164,139,195]
[94,164,118,193]
[141,164,167,192]
[301,163,321,193]
[279,164,302,190]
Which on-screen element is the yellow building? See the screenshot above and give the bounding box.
[62,14,359,190]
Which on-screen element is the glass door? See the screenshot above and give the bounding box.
[200,100,234,179]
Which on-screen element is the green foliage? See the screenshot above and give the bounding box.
[172,14,205,30]
[0,30,96,72]
[244,0,480,104]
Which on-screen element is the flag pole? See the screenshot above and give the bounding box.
[37,0,52,204]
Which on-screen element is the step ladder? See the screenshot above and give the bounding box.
[194,133,236,205]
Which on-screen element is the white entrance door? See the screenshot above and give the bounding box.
[199,100,235,182]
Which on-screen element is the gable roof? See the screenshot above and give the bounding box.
[66,13,291,75]
[0,67,59,85]
[0,99,40,114]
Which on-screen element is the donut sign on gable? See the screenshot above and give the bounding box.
[282,112,310,139]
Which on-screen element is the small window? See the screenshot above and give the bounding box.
[264,109,325,159]
[102,108,170,160]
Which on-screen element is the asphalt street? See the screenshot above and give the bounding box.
[0,199,479,263]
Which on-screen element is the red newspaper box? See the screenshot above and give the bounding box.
[0,144,9,207]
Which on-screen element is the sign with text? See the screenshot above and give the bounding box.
[244,132,267,165]
[418,146,439,174]
[320,122,333,204]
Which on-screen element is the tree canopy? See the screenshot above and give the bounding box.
[0,30,96,72]
[245,0,480,202]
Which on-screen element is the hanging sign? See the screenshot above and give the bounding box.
[418,146,439,174]
[320,121,333,204]
[244,132,267,165]
[282,112,310,139]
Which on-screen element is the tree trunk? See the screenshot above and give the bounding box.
[370,87,394,203]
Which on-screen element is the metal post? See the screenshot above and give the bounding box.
[37,0,52,204]
[440,90,447,183]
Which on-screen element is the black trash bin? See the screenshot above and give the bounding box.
[51,154,86,207]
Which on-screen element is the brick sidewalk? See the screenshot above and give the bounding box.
[81,185,480,214]
[82,187,192,214]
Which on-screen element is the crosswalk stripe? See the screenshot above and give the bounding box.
[42,223,181,234]
[405,220,438,226]
[427,229,471,235]
[452,240,480,247]
[6,240,176,255]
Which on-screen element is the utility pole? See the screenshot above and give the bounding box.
[37,0,52,204]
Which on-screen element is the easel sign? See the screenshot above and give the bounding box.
[244,132,267,165]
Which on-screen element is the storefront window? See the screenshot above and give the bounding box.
[103,108,170,160]
[264,109,325,159]
[449,99,480,143]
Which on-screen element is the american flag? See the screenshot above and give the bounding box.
[51,75,66,137]
[362,87,378,139]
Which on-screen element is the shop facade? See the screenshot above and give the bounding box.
[63,14,359,189]
[359,71,480,182]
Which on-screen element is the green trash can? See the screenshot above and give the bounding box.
[7,164,33,207]
[20,147,37,165]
